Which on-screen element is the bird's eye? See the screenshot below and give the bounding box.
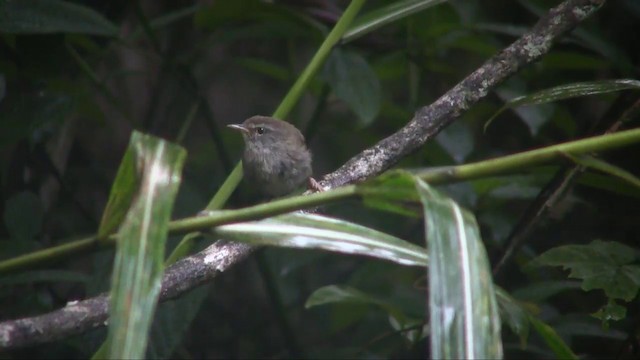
[256,127,265,135]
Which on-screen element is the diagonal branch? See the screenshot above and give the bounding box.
[0,0,606,350]
[321,0,606,189]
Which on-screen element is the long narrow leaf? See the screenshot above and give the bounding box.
[106,132,186,359]
[214,212,428,267]
[416,178,502,359]
[343,0,448,43]
[485,79,640,131]
[563,153,640,189]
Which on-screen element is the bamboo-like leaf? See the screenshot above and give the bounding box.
[529,316,578,360]
[0,0,118,36]
[485,79,640,131]
[105,131,186,359]
[343,0,448,43]
[305,285,408,325]
[563,153,640,189]
[415,178,502,359]
[214,213,428,267]
[97,150,138,239]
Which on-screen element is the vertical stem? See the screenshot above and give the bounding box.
[207,0,367,211]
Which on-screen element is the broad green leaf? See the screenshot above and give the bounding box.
[0,0,118,36]
[485,79,640,131]
[105,131,186,359]
[528,240,640,301]
[563,153,640,189]
[415,178,502,359]
[214,212,428,267]
[343,0,448,43]
[322,49,381,126]
[528,316,577,360]
[305,285,408,325]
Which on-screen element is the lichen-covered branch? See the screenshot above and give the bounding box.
[321,0,605,189]
[0,241,254,349]
[0,0,606,350]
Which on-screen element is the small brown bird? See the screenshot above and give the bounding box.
[228,116,316,198]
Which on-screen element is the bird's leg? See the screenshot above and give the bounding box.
[307,177,324,193]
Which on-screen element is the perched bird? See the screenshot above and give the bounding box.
[228,116,318,198]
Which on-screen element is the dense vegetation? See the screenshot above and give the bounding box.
[1,0,639,358]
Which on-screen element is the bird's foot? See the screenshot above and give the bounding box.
[307,177,325,193]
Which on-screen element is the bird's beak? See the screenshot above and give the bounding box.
[227,124,249,135]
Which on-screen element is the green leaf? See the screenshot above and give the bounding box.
[97,150,138,239]
[485,79,640,131]
[343,0,448,43]
[3,191,43,242]
[214,212,428,267]
[528,240,640,301]
[323,49,381,126]
[104,131,186,359]
[529,316,578,360]
[305,285,408,326]
[591,300,627,328]
[415,178,502,359]
[360,171,421,217]
[0,0,118,36]
[563,153,640,189]
[495,288,530,346]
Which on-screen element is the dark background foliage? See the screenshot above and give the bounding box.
[1,0,639,358]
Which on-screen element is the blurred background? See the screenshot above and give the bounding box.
[1,0,639,358]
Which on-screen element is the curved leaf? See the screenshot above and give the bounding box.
[343,0,448,43]
[485,79,640,131]
[214,212,428,267]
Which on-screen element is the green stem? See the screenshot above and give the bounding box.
[420,127,640,183]
[0,186,356,274]
[272,0,366,119]
[207,0,367,211]
[2,127,639,274]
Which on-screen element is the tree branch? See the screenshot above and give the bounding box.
[0,241,254,349]
[321,0,605,189]
[0,0,606,350]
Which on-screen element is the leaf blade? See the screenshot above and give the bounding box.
[105,131,186,359]
[214,212,428,267]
